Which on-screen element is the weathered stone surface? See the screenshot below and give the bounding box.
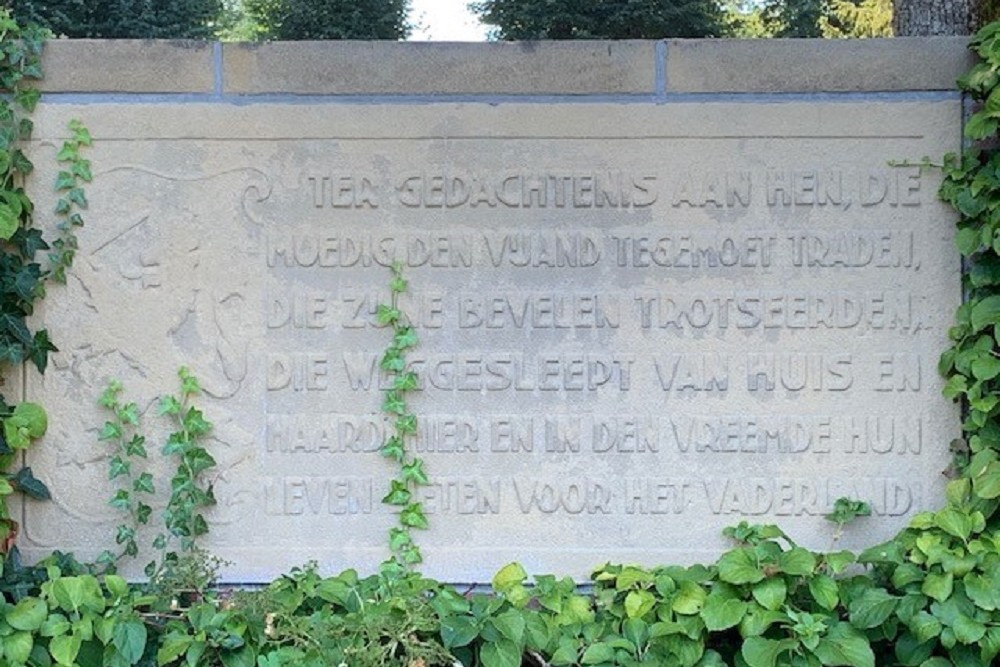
[19,96,960,582]
[39,40,215,93]
[665,37,972,93]
[222,41,656,95]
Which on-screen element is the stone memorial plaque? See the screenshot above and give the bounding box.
[20,101,960,581]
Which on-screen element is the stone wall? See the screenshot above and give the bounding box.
[17,38,972,582]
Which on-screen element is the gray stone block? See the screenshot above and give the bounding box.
[39,40,215,94]
[665,37,973,93]
[222,41,656,95]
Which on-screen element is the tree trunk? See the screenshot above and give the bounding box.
[892,0,974,34]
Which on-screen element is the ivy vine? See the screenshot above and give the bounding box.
[0,10,89,554]
[938,21,1000,513]
[377,262,429,569]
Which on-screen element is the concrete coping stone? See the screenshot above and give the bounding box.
[664,37,974,93]
[32,38,972,97]
[221,41,657,95]
[39,39,215,94]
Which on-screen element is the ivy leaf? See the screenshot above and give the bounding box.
[382,391,406,415]
[389,274,407,293]
[99,421,122,441]
[380,349,405,372]
[158,395,182,416]
[125,435,147,457]
[12,466,49,499]
[11,263,40,301]
[0,312,32,345]
[72,159,92,182]
[397,414,417,434]
[388,527,412,553]
[13,227,47,258]
[55,142,78,162]
[380,436,405,461]
[14,87,39,112]
[186,448,216,475]
[133,472,155,495]
[29,328,56,374]
[382,480,411,506]
[108,455,130,479]
[182,407,212,436]
[376,304,400,325]
[401,458,429,485]
[71,121,92,145]
[54,170,74,191]
[400,503,428,529]
[394,371,418,391]
[109,490,130,511]
[394,327,418,349]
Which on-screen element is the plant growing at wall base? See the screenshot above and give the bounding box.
[936,20,1000,518]
[0,8,89,555]
[377,262,429,569]
[151,367,218,577]
[96,379,154,568]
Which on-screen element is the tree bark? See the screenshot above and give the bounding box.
[892,0,974,35]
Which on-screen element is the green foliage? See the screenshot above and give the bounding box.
[240,0,411,40]
[48,119,90,284]
[218,564,455,667]
[154,368,217,570]
[721,0,773,37]
[0,9,86,556]
[96,380,153,568]
[826,497,873,547]
[938,22,1000,509]
[819,0,892,37]
[470,0,725,39]
[6,11,1000,667]
[760,0,824,36]
[11,0,223,39]
[378,262,429,569]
